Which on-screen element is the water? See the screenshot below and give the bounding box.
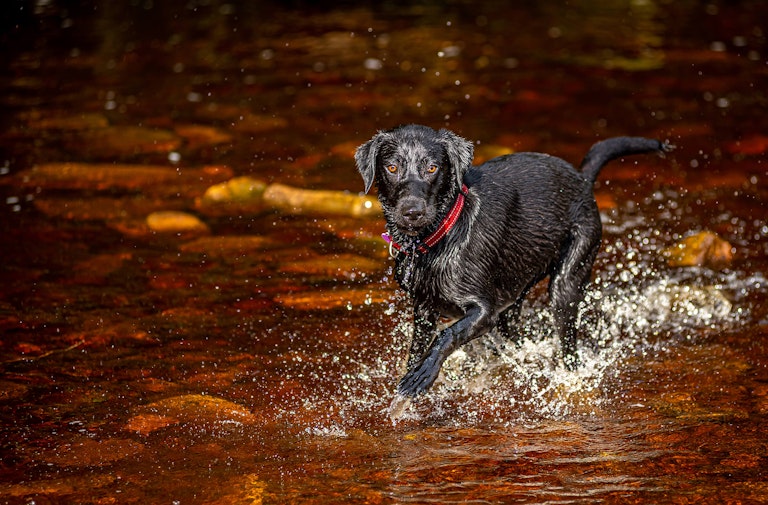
[1,0,768,503]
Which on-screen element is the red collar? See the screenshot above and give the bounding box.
[382,184,469,256]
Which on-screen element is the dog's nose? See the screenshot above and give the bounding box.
[401,201,425,223]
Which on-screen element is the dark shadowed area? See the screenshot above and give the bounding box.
[0,0,766,503]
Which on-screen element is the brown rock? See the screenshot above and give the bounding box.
[23,162,178,190]
[126,394,259,436]
[42,437,146,468]
[278,253,385,280]
[67,125,182,157]
[23,111,110,131]
[180,235,279,258]
[174,124,233,148]
[662,230,733,268]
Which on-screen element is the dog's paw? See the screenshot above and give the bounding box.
[387,394,412,423]
[397,353,441,397]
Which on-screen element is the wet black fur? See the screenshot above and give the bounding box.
[355,124,671,397]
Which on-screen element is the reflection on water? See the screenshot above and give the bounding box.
[1,0,768,503]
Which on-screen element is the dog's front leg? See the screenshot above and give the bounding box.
[398,304,493,397]
[407,305,438,369]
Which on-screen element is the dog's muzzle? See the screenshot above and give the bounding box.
[396,196,429,235]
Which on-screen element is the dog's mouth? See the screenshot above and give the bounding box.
[393,196,434,237]
[399,225,422,237]
[395,216,430,237]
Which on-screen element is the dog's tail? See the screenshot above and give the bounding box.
[580,137,674,184]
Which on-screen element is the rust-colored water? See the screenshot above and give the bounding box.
[1,1,767,503]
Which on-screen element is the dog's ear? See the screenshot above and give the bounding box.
[354,132,386,194]
[438,129,474,187]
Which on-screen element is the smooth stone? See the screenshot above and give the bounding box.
[146,211,210,234]
[662,230,733,268]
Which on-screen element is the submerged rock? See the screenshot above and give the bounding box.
[22,111,110,131]
[174,124,233,148]
[198,176,268,207]
[263,183,380,217]
[65,125,182,157]
[274,287,390,310]
[662,231,733,268]
[125,394,259,436]
[198,178,382,218]
[146,211,210,235]
[42,436,146,468]
[180,235,279,258]
[277,253,384,280]
[21,162,178,190]
[201,474,267,505]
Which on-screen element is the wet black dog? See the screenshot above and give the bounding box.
[355,124,671,399]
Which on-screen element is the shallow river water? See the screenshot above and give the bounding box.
[1,1,767,503]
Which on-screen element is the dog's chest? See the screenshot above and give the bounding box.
[405,252,466,317]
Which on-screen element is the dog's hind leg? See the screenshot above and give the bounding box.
[497,294,527,344]
[496,279,540,343]
[548,216,601,370]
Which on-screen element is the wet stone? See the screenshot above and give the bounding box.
[229,113,289,134]
[0,380,29,401]
[0,474,117,500]
[41,436,146,468]
[20,111,110,131]
[12,163,234,201]
[662,230,734,268]
[146,210,210,235]
[33,196,168,222]
[200,473,267,505]
[262,183,381,218]
[20,162,178,190]
[197,176,268,216]
[277,253,385,280]
[174,124,233,148]
[125,394,260,436]
[274,286,391,310]
[63,125,182,158]
[179,235,280,258]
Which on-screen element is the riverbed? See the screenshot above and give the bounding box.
[1,1,767,503]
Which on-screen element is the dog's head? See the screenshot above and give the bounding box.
[355,125,474,237]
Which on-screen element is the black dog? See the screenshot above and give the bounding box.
[355,124,671,399]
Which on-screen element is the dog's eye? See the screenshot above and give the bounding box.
[386,164,398,173]
[427,165,439,173]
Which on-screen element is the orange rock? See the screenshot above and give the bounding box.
[262,183,381,217]
[662,231,733,268]
[146,211,210,234]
